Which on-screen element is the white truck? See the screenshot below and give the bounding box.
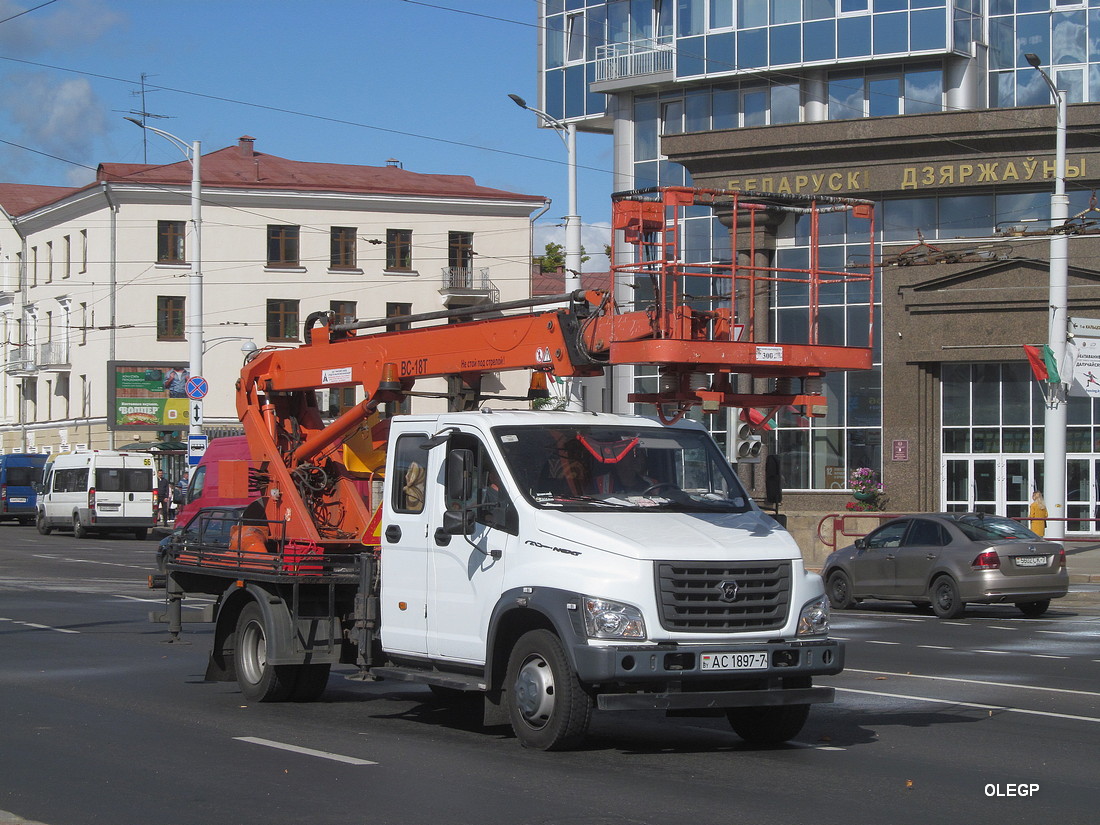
[155,186,873,749]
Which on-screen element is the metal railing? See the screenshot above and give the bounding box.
[595,36,674,82]
[37,341,69,366]
[441,267,499,303]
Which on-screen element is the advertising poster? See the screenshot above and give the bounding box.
[108,362,192,430]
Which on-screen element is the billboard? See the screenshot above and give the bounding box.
[108,361,192,430]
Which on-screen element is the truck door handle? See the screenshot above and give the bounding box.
[433,527,451,547]
[385,525,401,543]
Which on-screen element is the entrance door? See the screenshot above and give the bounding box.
[942,456,1059,528]
[944,458,999,514]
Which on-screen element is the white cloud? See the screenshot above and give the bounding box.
[2,74,107,165]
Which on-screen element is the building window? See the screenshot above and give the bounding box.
[448,231,474,272]
[386,302,412,415]
[46,241,53,283]
[63,235,71,279]
[267,225,300,267]
[158,220,186,263]
[330,226,357,270]
[386,229,412,271]
[330,300,356,326]
[267,299,299,342]
[157,296,185,341]
[80,229,88,273]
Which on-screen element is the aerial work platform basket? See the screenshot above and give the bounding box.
[607,185,876,423]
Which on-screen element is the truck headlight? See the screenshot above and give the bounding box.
[797,595,830,637]
[582,597,646,640]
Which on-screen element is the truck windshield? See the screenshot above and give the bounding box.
[493,424,751,513]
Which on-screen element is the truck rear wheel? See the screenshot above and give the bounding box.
[504,629,591,751]
[234,602,330,702]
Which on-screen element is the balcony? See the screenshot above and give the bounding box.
[36,341,71,371]
[4,345,36,376]
[594,37,674,89]
[440,267,500,308]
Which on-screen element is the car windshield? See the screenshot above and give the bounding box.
[493,423,751,513]
[955,515,1040,541]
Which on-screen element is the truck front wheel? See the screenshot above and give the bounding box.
[235,602,330,702]
[504,629,591,751]
[727,703,810,746]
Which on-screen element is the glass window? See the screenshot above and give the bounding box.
[772,0,802,23]
[266,299,299,342]
[1016,13,1048,67]
[678,0,706,35]
[685,88,711,131]
[942,363,970,426]
[634,96,660,160]
[386,229,412,271]
[771,82,801,122]
[705,31,735,74]
[868,76,901,117]
[803,0,836,20]
[972,364,1002,426]
[738,27,768,69]
[769,24,801,64]
[882,198,937,241]
[909,9,946,50]
[904,68,943,113]
[829,74,865,119]
[677,35,706,76]
[710,0,734,27]
[939,194,995,237]
[743,88,768,125]
[803,19,837,62]
[838,14,871,57]
[392,435,428,514]
[872,11,908,54]
[266,225,300,268]
[157,220,185,263]
[988,16,1016,71]
[448,231,474,272]
[1053,10,1087,63]
[739,0,768,28]
[330,226,357,270]
[712,86,738,129]
[566,12,586,62]
[545,13,565,69]
[157,296,185,341]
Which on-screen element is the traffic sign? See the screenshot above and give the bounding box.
[185,376,209,400]
[188,434,208,466]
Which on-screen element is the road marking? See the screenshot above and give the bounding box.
[917,644,953,650]
[836,686,1100,725]
[1032,654,1070,659]
[866,640,900,645]
[234,736,376,766]
[974,649,1012,655]
[32,554,148,571]
[989,626,1016,630]
[0,616,79,634]
[847,668,1100,698]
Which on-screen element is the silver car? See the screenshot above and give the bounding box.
[823,513,1068,618]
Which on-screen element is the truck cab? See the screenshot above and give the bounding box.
[378,409,840,749]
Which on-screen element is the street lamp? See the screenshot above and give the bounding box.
[1025,53,1069,540]
[508,94,582,294]
[124,117,204,437]
[203,337,257,357]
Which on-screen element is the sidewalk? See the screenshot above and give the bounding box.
[1065,542,1100,583]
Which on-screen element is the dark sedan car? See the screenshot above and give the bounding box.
[823,513,1068,618]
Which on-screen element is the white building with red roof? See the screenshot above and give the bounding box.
[0,137,546,459]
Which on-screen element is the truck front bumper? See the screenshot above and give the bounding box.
[569,638,843,711]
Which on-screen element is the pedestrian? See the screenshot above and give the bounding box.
[1029,490,1048,537]
[157,470,171,525]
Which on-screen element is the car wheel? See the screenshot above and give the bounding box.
[929,575,965,619]
[133,528,148,541]
[504,629,591,751]
[1016,599,1051,619]
[72,514,88,539]
[826,570,855,610]
[36,512,52,536]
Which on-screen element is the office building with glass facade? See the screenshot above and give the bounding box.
[538,0,1100,531]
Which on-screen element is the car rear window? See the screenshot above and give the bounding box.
[95,468,153,492]
[955,516,1038,541]
[6,467,39,486]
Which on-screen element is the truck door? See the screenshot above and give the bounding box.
[427,432,513,664]
[379,432,432,657]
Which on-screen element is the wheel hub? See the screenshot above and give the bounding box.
[513,655,555,729]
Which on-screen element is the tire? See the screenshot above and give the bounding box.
[36,512,52,536]
[234,602,328,703]
[826,570,855,610]
[504,629,591,751]
[133,528,148,541]
[727,704,811,745]
[1016,599,1051,619]
[929,576,965,619]
[72,514,88,539]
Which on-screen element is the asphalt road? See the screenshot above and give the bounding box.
[1,528,1097,825]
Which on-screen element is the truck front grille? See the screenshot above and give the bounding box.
[655,561,791,632]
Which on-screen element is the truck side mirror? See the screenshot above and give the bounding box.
[446,449,474,506]
[442,508,473,536]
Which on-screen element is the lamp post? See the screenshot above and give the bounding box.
[508,94,582,294]
[1025,54,1069,540]
[509,94,583,410]
[124,118,204,436]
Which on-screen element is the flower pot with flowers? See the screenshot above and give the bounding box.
[846,467,884,511]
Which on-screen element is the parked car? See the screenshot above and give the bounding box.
[823,512,1068,618]
[0,453,48,524]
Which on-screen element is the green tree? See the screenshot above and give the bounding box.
[533,241,590,272]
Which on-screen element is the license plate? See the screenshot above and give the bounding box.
[1014,555,1048,568]
[699,651,769,671]
[9,497,26,503]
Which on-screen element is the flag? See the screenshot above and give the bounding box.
[1024,344,1060,383]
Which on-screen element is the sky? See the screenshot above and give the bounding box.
[0,0,615,269]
